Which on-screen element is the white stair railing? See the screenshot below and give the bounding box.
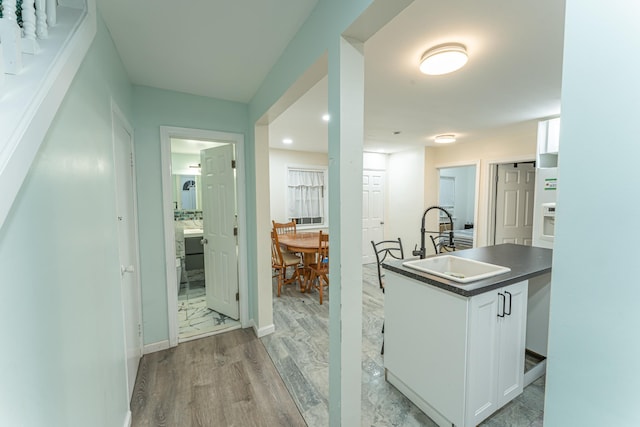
[21,0,39,54]
[0,0,56,65]
[0,0,97,229]
[0,0,24,76]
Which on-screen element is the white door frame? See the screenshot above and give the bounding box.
[485,156,536,246]
[110,99,143,400]
[160,126,249,347]
[435,160,481,247]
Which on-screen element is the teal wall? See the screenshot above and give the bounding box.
[544,1,640,425]
[0,16,133,427]
[132,86,249,345]
[249,0,373,121]
[248,1,379,423]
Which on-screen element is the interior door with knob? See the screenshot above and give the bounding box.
[494,163,535,245]
[113,108,142,401]
[201,144,239,320]
[362,170,385,264]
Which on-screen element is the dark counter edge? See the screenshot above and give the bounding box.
[382,243,552,297]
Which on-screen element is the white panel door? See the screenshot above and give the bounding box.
[201,145,239,320]
[494,163,535,245]
[362,170,385,264]
[113,111,142,401]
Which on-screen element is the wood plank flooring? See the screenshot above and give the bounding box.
[131,328,306,427]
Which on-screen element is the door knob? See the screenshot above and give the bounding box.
[200,238,208,245]
[120,265,135,275]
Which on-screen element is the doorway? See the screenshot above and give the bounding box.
[437,163,480,250]
[172,141,241,341]
[161,127,249,347]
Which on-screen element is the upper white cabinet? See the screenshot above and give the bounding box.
[537,117,561,168]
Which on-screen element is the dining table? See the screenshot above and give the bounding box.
[277,231,327,291]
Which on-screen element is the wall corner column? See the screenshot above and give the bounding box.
[253,124,274,334]
[327,36,365,426]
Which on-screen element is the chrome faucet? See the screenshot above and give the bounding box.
[412,206,454,259]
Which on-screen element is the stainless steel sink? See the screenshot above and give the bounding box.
[402,255,511,283]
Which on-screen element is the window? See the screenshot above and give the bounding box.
[287,167,327,226]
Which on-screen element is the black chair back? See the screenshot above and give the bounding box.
[370,238,404,289]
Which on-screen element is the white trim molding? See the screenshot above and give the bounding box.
[143,340,171,355]
[122,410,132,427]
[0,0,97,230]
[253,322,275,338]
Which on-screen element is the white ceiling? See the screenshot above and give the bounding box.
[99,0,565,155]
[97,0,319,102]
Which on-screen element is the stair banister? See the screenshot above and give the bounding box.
[36,0,49,39]
[47,0,57,26]
[21,0,40,54]
[0,0,24,74]
[0,0,97,230]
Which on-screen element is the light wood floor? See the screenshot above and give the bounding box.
[130,328,306,427]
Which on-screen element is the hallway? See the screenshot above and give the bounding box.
[130,328,305,426]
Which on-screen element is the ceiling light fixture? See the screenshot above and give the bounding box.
[322,114,330,122]
[419,43,468,75]
[434,134,457,144]
[282,138,293,144]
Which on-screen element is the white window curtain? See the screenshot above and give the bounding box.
[287,169,325,220]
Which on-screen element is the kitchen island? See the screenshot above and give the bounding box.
[382,244,552,427]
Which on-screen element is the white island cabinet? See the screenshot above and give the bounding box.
[384,270,528,427]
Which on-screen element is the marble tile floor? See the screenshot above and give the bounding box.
[261,264,545,427]
[178,269,240,341]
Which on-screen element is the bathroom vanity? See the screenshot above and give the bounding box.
[184,228,204,270]
[382,244,552,427]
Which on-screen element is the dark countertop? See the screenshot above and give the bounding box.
[382,243,552,297]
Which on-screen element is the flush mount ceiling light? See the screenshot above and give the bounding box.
[434,134,457,144]
[282,138,293,144]
[322,114,330,122]
[419,43,468,75]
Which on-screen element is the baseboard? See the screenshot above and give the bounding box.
[143,340,171,354]
[253,322,275,338]
[122,409,132,427]
[178,324,242,343]
[524,359,547,387]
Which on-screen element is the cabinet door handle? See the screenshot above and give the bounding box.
[497,293,505,318]
[504,291,512,316]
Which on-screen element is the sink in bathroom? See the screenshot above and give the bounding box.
[402,255,511,284]
[184,228,203,237]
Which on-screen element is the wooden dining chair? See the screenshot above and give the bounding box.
[272,220,299,258]
[271,230,302,296]
[272,220,296,235]
[307,231,329,304]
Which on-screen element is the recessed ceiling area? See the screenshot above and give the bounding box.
[269,0,565,154]
[98,0,320,102]
[268,77,329,153]
[99,0,565,155]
